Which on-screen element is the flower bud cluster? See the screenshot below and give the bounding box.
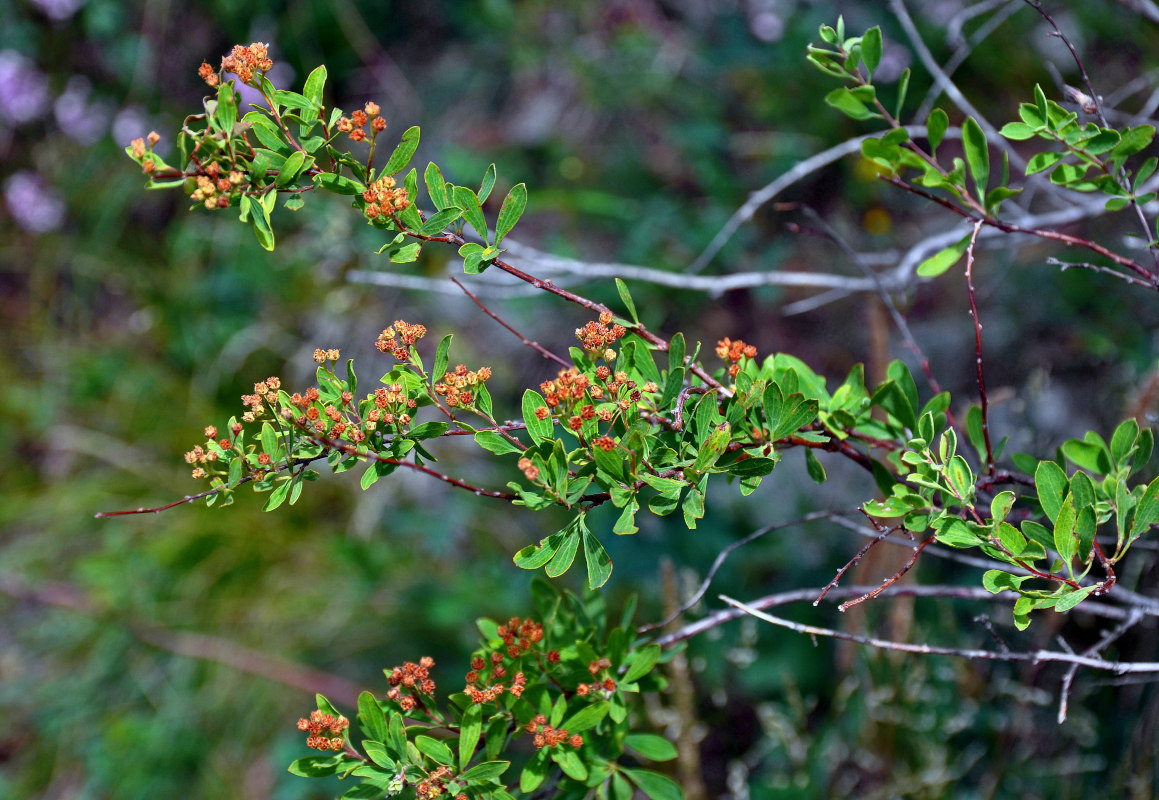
[337,101,386,143]
[212,42,274,86]
[186,161,245,210]
[525,714,584,749]
[716,337,758,378]
[415,765,455,798]
[362,175,411,222]
[129,131,162,175]
[376,320,427,360]
[575,311,626,356]
[463,617,543,705]
[434,363,493,408]
[296,709,349,752]
[386,657,436,712]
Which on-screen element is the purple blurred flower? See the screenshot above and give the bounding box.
[0,50,50,125]
[5,171,66,234]
[31,0,88,21]
[54,76,112,145]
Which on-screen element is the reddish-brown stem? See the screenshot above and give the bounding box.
[838,533,937,611]
[450,277,571,368]
[310,432,516,500]
[883,176,1159,287]
[815,516,905,605]
[440,231,729,395]
[964,221,995,473]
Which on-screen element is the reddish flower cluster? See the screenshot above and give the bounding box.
[540,367,591,411]
[716,337,758,378]
[296,709,349,752]
[129,131,162,175]
[240,376,282,423]
[362,175,411,222]
[376,321,427,360]
[525,714,583,749]
[575,312,626,358]
[498,617,545,657]
[211,42,274,85]
[337,101,386,143]
[415,765,454,798]
[313,347,341,364]
[517,457,539,482]
[188,161,244,210]
[368,383,416,429]
[386,657,436,711]
[434,363,493,408]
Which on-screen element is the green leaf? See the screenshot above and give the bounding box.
[314,172,363,194]
[544,528,580,577]
[861,26,882,77]
[805,448,827,484]
[287,754,344,777]
[612,498,640,536]
[582,525,613,589]
[927,108,949,155]
[1035,460,1069,524]
[408,421,449,440]
[425,162,449,209]
[454,185,489,244]
[625,733,678,761]
[478,163,497,203]
[934,517,984,548]
[519,750,549,793]
[461,761,510,781]
[884,65,908,118]
[415,735,454,766]
[916,234,969,278]
[475,430,523,455]
[623,643,661,683]
[625,768,682,800]
[1055,585,1096,613]
[1131,475,1159,540]
[1054,494,1078,564]
[513,529,568,569]
[418,207,463,237]
[358,691,388,743]
[825,86,881,120]
[383,125,420,176]
[458,703,482,771]
[303,65,327,109]
[615,278,639,324]
[1111,125,1155,159]
[999,122,1036,141]
[522,390,553,444]
[215,83,237,135]
[562,702,609,733]
[242,194,275,251]
[263,480,290,511]
[1026,151,1066,175]
[982,569,1028,594]
[494,182,527,245]
[276,150,309,186]
[693,422,731,473]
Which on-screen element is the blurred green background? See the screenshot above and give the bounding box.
[4,0,1159,797]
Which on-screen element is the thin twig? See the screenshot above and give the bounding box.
[838,534,938,611]
[964,220,995,472]
[1023,0,1159,270]
[637,510,843,633]
[450,277,570,367]
[720,595,1159,674]
[814,513,904,606]
[1057,608,1144,722]
[651,579,1144,648]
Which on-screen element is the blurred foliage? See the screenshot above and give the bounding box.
[3,0,1159,798]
